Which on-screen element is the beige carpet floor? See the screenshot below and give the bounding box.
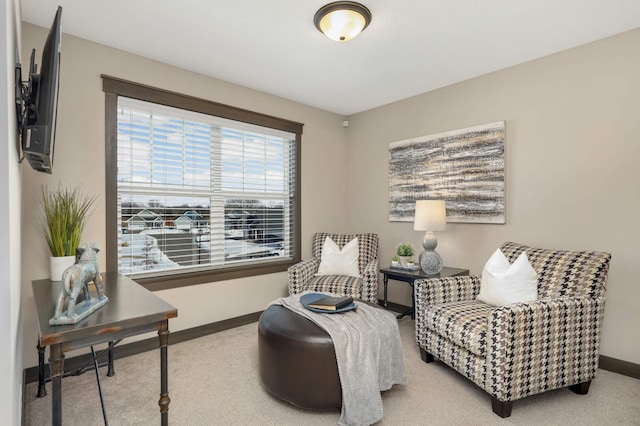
[23,316,640,425]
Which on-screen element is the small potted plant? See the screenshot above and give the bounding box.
[41,185,96,281]
[391,255,400,267]
[396,243,415,267]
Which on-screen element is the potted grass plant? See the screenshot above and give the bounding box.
[41,185,96,281]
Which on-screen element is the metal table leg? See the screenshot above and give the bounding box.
[107,341,115,377]
[91,346,109,425]
[383,274,389,309]
[410,281,416,320]
[49,344,65,426]
[37,339,47,398]
[158,320,171,426]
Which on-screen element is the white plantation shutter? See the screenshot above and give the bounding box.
[116,97,296,278]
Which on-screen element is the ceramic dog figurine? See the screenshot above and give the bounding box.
[52,243,107,321]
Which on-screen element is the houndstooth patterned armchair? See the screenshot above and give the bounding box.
[287,233,379,303]
[414,242,611,417]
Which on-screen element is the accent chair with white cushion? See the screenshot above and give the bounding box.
[414,241,611,417]
[288,233,379,303]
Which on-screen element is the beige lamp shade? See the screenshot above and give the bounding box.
[413,200,447,231]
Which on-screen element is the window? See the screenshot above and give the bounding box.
[103,76,302,290]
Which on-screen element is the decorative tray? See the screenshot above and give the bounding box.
[390,264,421,271]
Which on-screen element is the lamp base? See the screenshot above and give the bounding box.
[419,250,443,275]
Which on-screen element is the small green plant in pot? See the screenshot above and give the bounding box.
[395,243,415,257]
[42,185,96,280]
[396,243,415,267]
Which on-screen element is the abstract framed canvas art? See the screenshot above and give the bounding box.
[388,121,505,224]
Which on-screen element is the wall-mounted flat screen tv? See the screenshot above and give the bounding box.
[19,6,62,174]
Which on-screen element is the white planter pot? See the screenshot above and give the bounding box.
[398,256,414,267]
[50,255,76,281]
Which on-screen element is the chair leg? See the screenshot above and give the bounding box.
[419,348,434,363]
[491,396,512,418]
[569,380,591,395]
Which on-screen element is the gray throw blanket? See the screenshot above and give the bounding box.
[271,292,407,426]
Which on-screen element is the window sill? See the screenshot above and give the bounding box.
[132,258,299,291]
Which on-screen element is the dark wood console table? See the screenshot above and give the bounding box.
[32,272,178,426]
[380,266,469,319]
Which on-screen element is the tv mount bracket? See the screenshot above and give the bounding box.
[15,48,40,134]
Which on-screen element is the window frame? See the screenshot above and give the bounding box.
[102,75,302,291]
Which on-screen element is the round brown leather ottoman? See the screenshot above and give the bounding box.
[258,305,342,411]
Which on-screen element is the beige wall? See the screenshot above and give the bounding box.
[20,23,348,368]
[2,0,24,422]
[346,28,640,364]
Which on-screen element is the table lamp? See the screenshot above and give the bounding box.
[413,200,447,274]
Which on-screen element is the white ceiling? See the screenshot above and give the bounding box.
[21,0,640,116]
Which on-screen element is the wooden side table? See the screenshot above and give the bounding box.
[380,266,469,319]
[32,272,177,426]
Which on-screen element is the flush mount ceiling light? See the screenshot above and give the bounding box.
[314,1,372,42]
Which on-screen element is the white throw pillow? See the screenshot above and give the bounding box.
[477,249,538,306]
[316,237,361,278]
